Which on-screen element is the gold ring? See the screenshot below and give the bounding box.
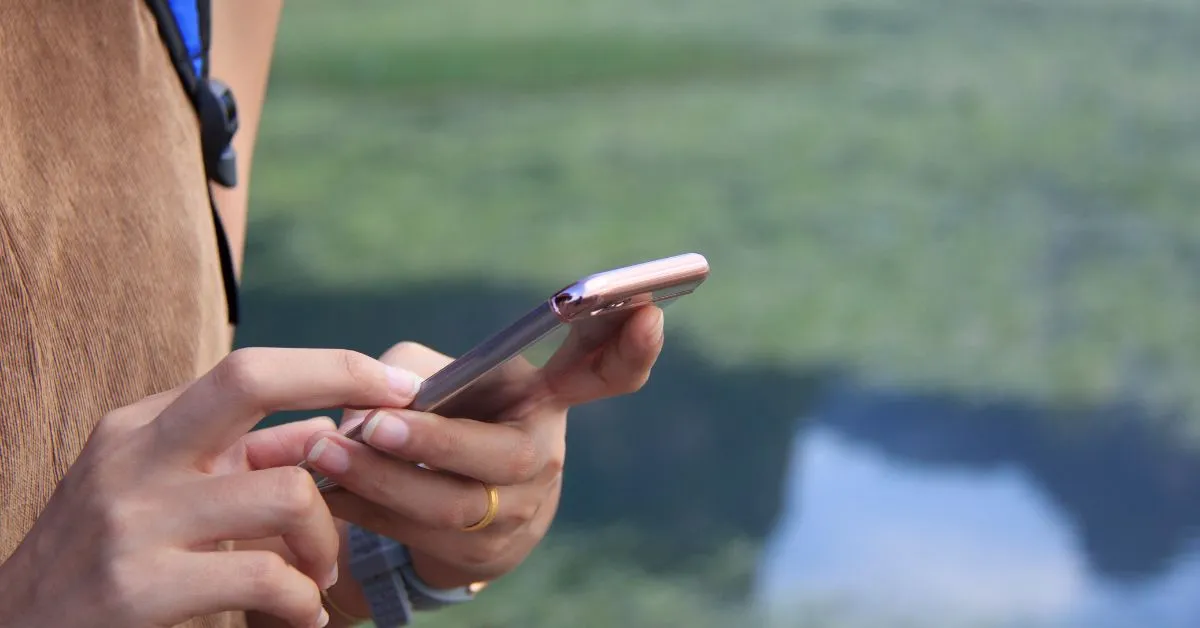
[461,483,499,532]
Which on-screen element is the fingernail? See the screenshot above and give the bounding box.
[324,562,339,590]
[386,366,423,398]
[316,607,330,627]
[363,412,410,451]
[307,438,350,474]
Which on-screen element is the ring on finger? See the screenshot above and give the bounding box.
[461,482,500,532]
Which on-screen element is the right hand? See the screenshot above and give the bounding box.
[0,348,422,628]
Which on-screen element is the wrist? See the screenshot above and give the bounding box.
[407,548,485,590]
[341,524,487,626]
[324,522,371,626]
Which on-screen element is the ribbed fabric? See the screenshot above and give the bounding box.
[0,2,236,626]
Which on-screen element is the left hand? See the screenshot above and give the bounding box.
[304,306,665,597]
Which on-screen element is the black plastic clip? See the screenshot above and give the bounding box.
[195,77,239,188]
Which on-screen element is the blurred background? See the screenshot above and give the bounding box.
[238,0,1200,626]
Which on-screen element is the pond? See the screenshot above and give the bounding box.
[756,382,1200,627]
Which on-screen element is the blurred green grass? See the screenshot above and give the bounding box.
[246,0,1200,624]
[409,530,765,628]
[252,0,1200,433]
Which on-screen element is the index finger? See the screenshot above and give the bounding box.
[151,348,423,465]
[338,341,454,435]
[546,305,664,405]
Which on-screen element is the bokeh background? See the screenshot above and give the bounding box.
[237,0,1200,626]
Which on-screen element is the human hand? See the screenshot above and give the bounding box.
[0,348,422,628]
[302,306,665,602]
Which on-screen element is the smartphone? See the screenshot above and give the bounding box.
[305,252,709,491]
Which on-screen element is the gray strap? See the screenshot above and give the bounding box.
[347,525,414,627]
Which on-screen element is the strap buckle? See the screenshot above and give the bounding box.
[195,77,239,188]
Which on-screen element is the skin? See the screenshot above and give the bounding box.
[0,348,414,627]
[245,306,666,627]
[0,307,664,628]
[318,306,665,623]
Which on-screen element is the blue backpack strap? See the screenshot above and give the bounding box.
[167,0,206,77]
[145,0,241,325]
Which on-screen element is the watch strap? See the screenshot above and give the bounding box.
[397,549,478,610]
[346,525,479,626]
[347,525,414,627]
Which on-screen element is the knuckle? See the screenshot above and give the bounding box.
[243,552,291,596]
[508,498,541,526]
[213,348,269,400]
[268,467,321,520]
[506,433,542,483]
[360,463,405,506]
[95,410,123,434]
[97,498,147,543]
[103,553,154,610]
[366,469,392,499]
[423,425,462,462]
[95,408,136,438]
[542,449,565,476]
[337,349,379,391]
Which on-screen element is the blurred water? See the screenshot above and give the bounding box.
[755,384,1200,628]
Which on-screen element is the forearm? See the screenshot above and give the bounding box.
[208,0,283,278]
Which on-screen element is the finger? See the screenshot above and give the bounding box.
[166,550,327,628]
[378,341,453,378]
[163,467,340,590]
[337,341,442,432]
[378,340,545,420]
[328,493,545,584]
[593,305,663,393]
[304,431,503,531]
[210,416,339,475]
[241,417,339,471]
[357,409,550,486]
[550,305,664,405]
[152,348,424,463]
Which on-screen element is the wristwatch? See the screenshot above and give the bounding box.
[346,524,485,627]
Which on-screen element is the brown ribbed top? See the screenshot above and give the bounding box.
[0,1,236,626]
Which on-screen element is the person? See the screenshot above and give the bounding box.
[0,2,665,627]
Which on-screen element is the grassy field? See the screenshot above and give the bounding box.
[252,0,1200,431]
[243,0,1200,624]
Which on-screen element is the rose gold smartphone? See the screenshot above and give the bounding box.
[305,252,709,491]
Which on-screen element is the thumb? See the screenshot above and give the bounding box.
[239,416,339,471]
